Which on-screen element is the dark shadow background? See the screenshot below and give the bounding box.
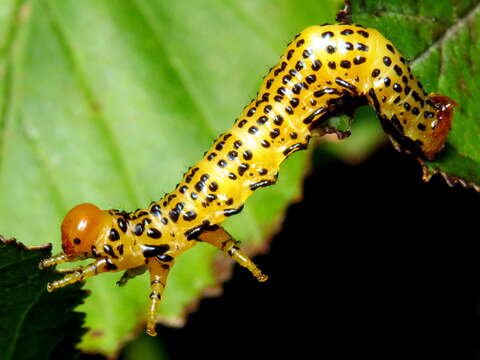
[82,145,480,360]
[144,145,480,360]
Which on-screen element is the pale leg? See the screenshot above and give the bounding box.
[146,258,172,336]
[45,258,111,292]
[198,226,268,282]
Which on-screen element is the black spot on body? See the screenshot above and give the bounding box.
[145,227,161,239]
[227,151,238,160]
[206,152,217,161]
[157,254,174,262]
[335,77,356,92]
[311,59,322,71]
[393,83,402,93]
[353,56,366,65]
[243,150,253,160]
[237,119,247,128]
[106,259,118,271]
[238,163,249,176]
[150,204,161,217]
[302,49,312,58]
[386,44,395,53]
[182,211,197,222]
[356,43,368,51]
[257,116,268,125]
[208,181,218,192]
[344,42,354,50]
[142,244,169,257]
[134,223,144,236]
[326,45,336,54]
[306,74,316,84]
[103,244,117,259]
[270,129,280,138]
[117,244,124,255]
[357,30,369,38]
[224,205,244,217]
[249,180,275,191]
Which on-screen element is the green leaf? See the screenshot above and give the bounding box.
[352,0,480,190]
[0,236,87,360]
[0,0,346,355]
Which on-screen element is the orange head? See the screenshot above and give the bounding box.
[61,203,108,257]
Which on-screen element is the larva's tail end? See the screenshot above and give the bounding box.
[422,94,457,160]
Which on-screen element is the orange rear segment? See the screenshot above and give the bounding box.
[423,94,457,160]
[61,203,109,257]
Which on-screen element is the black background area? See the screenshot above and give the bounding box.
[155,146,480,360]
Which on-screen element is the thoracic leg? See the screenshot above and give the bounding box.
[39,252,79,269]
[45,258,111,292]
[146,258,172,336]
[198,226,268,282]
[117,265,147,287]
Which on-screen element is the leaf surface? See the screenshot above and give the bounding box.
[0,236,86,360]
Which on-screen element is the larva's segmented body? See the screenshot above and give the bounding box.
[40,23,455,336]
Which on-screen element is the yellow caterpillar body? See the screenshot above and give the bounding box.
[40,23,455,336]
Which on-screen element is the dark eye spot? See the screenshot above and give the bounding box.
[73,238,81,245]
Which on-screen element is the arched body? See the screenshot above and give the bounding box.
[40,23,456,336]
